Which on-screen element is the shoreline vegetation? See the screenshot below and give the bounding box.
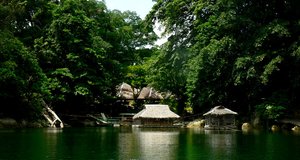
[1,116,300,134]
[1,0,300,131]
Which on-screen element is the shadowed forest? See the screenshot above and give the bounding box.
[1,0,300,126]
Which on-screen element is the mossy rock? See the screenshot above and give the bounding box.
[241,122,252,132]
[292,126,300,132]
[186,119,205,128]
[0,118,48,128]
[0,118,18,128]
[271,125,280,132]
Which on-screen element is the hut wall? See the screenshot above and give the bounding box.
[206,115,219,126]
[133,119,142,125]
[134,118,174,127]
[223,115,235,125]
[205,115,236,129]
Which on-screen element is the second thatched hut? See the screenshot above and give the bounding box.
[133,104,180,127]
[203,105,238,130]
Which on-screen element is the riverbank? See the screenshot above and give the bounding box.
[1,115,300,134]
[0,118,48,128]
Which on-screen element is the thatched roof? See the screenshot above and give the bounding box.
[203,106,238,116]
[137,87,163,99]
[116,83,163,100]
[116,83,137,99]
[133,104,180,119]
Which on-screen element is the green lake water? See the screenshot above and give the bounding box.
[0,127,300,160]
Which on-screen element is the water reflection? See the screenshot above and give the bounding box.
[1,128,300,160]
[44,128,63,159]
[118,128,179,159]
[204,130,237,160]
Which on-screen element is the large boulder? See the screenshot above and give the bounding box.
[0,118,18,128]
[292,126,300,132]
[0,118,48,128]
[241,122,252,132]
[271,125,280,132]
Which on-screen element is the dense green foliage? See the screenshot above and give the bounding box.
[147,0,300,118]
[0,1,50,119]
[0,0,156,118]
[146,47,189,114]
[35,0,118,112]
[1,0,300,122]
[0,31,49,119]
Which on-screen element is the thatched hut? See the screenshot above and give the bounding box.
[203,106,238,130]
[137,87,163,100]
[116,82,136,99]
[133,104,180,127]
[116,83,163,100]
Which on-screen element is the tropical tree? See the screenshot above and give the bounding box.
[108,9,157,106]
[0,0,54,47]
[34,0,112,112]
[0,0,158,118]
[146,46,189,114]
[0,1,50,119]
[34,0,157,113]
[0,31,49,119]
[147,0,300,115]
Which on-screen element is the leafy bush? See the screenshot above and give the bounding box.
[255,103,286,120]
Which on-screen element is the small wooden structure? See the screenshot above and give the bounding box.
[203,106,237,130]
[133,104,180,127]
[119,113,136,126]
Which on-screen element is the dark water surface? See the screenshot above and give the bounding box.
[0,127,300,160]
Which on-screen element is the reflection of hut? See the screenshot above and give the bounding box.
[203,106,238,130]
[133,104,180,127]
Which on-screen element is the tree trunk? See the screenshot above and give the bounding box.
[41,100,64,128]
